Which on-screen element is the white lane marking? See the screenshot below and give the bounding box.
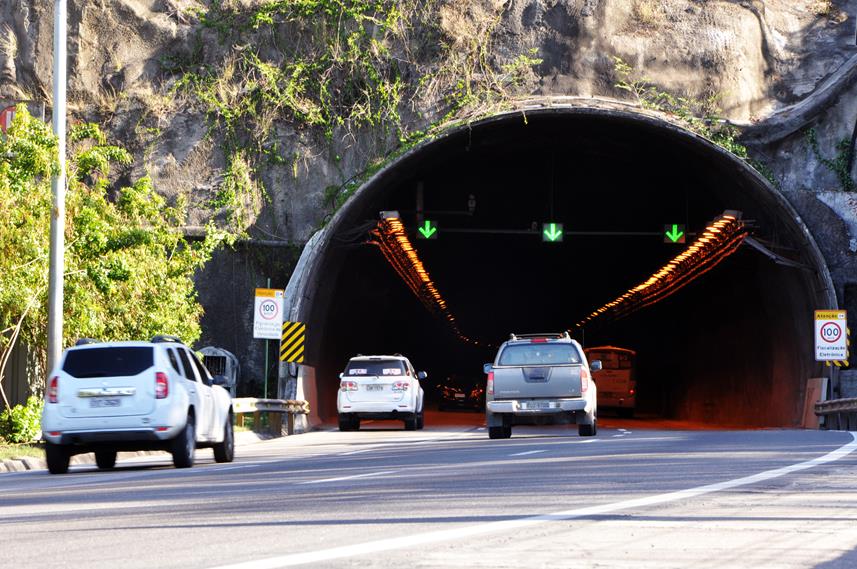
[298,470,398,485]
[207,433,857,569]
[618,429,627,432]
[509,450,547,457]
[339,448,378,456]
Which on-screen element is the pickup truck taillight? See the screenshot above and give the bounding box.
[48,376,59,404]
[486,372,494,395]
[580,367,590,393]
[340,380,358,391]
[155,372,169,399]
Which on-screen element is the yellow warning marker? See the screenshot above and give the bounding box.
[280,321,306,363]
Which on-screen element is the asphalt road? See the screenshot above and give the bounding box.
[2,420,857,569]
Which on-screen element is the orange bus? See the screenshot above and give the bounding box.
[584,346,636,417]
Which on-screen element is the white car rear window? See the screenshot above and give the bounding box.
[62,347,153,378]
[344,360,406,376]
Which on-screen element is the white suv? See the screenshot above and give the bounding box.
[41,336,235,474]
[337,355,426,431]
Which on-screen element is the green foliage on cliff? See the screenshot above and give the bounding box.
[172,0,542,223]
[612,56,777,186]
[805,128,856,192]
[0,106,229,399]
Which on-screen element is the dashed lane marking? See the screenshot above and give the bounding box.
[298,470,398,485]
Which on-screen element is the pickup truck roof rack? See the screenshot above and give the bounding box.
[508,332,571,341]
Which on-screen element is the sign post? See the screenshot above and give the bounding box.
[254,286,284,398]
[815,310,848,366]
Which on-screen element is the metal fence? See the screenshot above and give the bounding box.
[815,398,857,430]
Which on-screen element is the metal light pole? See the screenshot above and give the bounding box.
[47,0,67,373]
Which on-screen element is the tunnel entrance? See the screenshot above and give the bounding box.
[290,106,834,428]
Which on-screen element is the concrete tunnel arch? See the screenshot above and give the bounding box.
[282,103,836,428]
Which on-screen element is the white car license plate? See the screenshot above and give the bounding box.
[365,384,383,392]
[89,398,121,408]
[523,401,552,410]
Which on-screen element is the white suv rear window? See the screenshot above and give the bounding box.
[62,347,153,378]
[344,360,406,376]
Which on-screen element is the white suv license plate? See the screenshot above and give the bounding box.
[365,384,383,392]
[522,401,554,410]
[89,398,121,408]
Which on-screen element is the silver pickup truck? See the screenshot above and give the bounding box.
[484,332,601,439]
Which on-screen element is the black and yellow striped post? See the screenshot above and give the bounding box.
[280,321,306,364]
[825,327,851,368]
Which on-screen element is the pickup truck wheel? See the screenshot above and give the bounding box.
[489,426,511,439]
[578,419,597,437]
[171,416,196,468]
[95,450,117,470]
[45,443,70,474]
[213,415,235,463]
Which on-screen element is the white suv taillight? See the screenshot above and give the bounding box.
[486,371,494,395]
[48,376,59,404]
[155,372,169,399]
[340,380,358,392]
[392,381,410,392]
[580,367,590,393]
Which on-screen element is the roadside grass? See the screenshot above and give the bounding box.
[0,443,44,461]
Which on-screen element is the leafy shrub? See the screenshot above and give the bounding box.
[0,396,43,444]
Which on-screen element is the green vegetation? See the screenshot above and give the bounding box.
[0,396,42,444]
[168,1,541,224]
[805,128,855,192]
[612,57,777,187]
[0,442,43,461]
[0,106,230,410]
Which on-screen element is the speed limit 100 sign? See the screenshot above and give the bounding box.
[253,288,284,339]
[815,310,848,362]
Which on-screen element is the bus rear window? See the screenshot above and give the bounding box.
[588,351,633,370]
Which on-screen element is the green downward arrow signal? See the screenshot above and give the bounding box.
[543,222,564,242]
[665,224,685,243]
[418,220,437,239]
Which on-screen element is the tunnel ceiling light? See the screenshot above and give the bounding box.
[574,211,748,330]
[370,217,485,346]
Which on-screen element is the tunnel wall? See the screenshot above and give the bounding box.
[281,103,837,427]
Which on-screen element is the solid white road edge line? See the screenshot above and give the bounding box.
[297,470,399,485]
[509,450,547,456]
[207,432,857,569]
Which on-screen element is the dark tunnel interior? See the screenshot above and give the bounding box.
[309,111,827,427]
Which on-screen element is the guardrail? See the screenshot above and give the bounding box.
[815,398,857,430]
[232,397,310,435]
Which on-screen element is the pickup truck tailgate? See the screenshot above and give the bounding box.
[493,365,582,399]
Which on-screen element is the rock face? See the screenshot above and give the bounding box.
[2,0,857,391]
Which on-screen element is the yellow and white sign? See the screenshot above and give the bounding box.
[815,310,847,362]
[253,288,284,339]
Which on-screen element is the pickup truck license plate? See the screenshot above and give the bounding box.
[523,401,552,410]
[365,384,383,392]
[89,398,121,408]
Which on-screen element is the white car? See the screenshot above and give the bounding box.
[337,355,426,431]
[41,336,235,474]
